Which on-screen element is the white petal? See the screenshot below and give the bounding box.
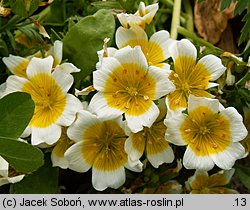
[143,3,159,24]
[96,47,117,69]
[65,141,91,172]
[211,143,245,170]
[31,124,61,145]
[93,57,121,91]
[114,45,148,70]
[56,94,83,126]
[92,166,125,191]
[148,66,176,99]
[116,26,148,48]
[124,136,144,161]
[26,56,53,78]
[183,146,215,171]
[159,63,171,70]
[127,15,144,28]
[208,82,219,89]
[55,63,80,74]
[125,157,143,172]
[2,55,29,76]
[20,126,31,138]
[197,55,226,81]
[220,107,248,142]
[0,82,6,99]
[147,145,174,168]
[125,102,159,133]
[0,156,8,177]
[164,110,187,146]
[51,40,63,65]
[149,30,171,60]
[5,75,27,94]
[168,39,197,62]
[187,95,219,113]
[217,168,235,185]
[0,175,25,186]
[88,92,123,120]
[51,152,69,169]
[67,110,100,142]
[117,13,129,28]
[52,69,74,93]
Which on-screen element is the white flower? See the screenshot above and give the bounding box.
[0,156,25,186]
[117,2,158,29]
[164,95,247,171]
[166,39,226,110]
[65,110,142,191]
[125,99,174,168]
[116,26,171,68]
[186,169,238,194]
[5,56,83,145]
[51,127,75,169]
[89,46,175,133]
[2,40,80,78]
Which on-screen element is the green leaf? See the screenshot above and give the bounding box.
[118,0,135,11]
[0,138,44,173]
[63,9,115,81]
[9,0,41,18]
[10,155,58,193]
[238,12,250,45]
[220,0,233,11]
[236,165,250,190]
[238,88,250,104]
[0,38,8,57]
[234,0,249,15]
[44,0,66,26]
[91,1,123,10]
[0,92,34,139]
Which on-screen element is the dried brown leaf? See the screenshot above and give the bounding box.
[194,0,236,44]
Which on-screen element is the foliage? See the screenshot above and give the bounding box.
[220,0,250,45]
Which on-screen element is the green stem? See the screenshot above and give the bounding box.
[236,70,250,87]
[170,0,182,39]
[183,0,193,33]
[177,26,224,55]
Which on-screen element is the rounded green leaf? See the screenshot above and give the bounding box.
[0,92,35,139]
[10,155,58,193]
[9,0,41,18]
[63,9,115,81]
[0,138,44,173]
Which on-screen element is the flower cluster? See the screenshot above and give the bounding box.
[1,2,248,192]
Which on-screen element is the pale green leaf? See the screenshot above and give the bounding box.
[9,0,41,18]
[63,9,115,81]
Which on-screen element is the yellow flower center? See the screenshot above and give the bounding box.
[168,56,212,110]
[12,59,29,78]
[81,120,128,171]
[131,121,169,155]
[52,128,74,158]
[123,40,164,66]
[104,63,156,116]
[22,73,66,128]
[180,106,231,156]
